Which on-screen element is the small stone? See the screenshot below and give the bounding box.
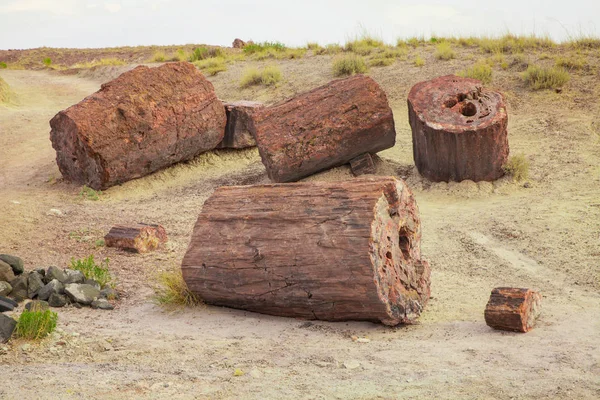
[523,182,532,188]
[71,302,82,309]
[0,295,16,312]
[0,281,12,296]
[355,338,371,343]
[343,360,361,370]
[27,272,45,298]
[64,269,84,284]
[0,260,15,282]
[48,293,67,308]
[47,208,63,216]
[21,343,32,352]
[100,287,119,300]
[38,279,65,301]
[9,275,28,302]
[0,314,17,343]
[65,283,100,305]
[44,266,67,284]
[34,268,46,277]
[84,279,101,290]
[90,298,114,310]
[25,300,50,312]
[0,255,24,275]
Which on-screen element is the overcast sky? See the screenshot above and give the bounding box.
[0,0,598,49]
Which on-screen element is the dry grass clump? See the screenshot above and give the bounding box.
[0,76,12,103]
[522,65,570,89]
[568,36,600,49]
[478,34,554,54]
[15,310,58,340]
[332,53,368,76]
[194,57,227,75]
[503,153,530,182]
[369,48,406,67]
[315,43,343,55]
[306,42,322,51]
[435,42,456,60]
[457,63,493,84]
[414,55,425,67]
[152,51,166,62]
[345,33,385,55]
[240,65,282,87]
[154,268,202,308]
[72,58,126,68]
[555,56,587,70]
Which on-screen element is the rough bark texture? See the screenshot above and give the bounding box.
[350,153,376,176]
[408,75,509,182]
[250,75,396,182]
[216,101,264,149]
[50,62,226,190]
[104,224,167,253]
[484,287,541,332]
[181,177,430,326]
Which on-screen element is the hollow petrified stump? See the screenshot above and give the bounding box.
[104,224,167,253]
[484,287,541,332]
[181,177,431,326]
[408,75,509,182]
[50,62,226,190]
[216,101,264,149]
[250,75,396,182]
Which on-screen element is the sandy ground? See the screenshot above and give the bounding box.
[0,52,599,399]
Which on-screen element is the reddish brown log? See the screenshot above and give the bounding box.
[408,75,509,182]
[250,75,396,182]
[50,62,226,190]
[484,287,541,332]
[349,153,376,176]
[232,38,247,48]
[104,224,167,253]
[181,177,430,326]
[216,101,264,149]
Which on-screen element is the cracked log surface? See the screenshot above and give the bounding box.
[249,75,396,183]
[181,176,430,326]
[216,101,263,149]
[408,75,509,182]
[484,287,541,333]
[50,62,226,190]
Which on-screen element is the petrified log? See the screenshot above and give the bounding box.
[484,287,541,332]
[181,176,430,326]
[250,75,396,182]
[232,38,247,49]
[408,75,509,182]
[104,223,167,253]
[50,62,226,190]
[216,101,264,149]
[349,153,376,176]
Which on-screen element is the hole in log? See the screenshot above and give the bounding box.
[385,251,393,260]
[460,102,477,117]
[444,98,457,108]
[399,227,411,259]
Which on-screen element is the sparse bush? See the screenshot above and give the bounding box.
[15,310,58,340]
[369,57,395,67]
[188,46,224,62]
[70,255,113,287]
[154,269,202,308]
[369,48,406,67]
[240,65,282,87]
[457,63,493,84]
[345,33,385,56]
[522,65,570,89]
[243,41,286,54]
[414,55,425,67]
[79,185,101,200]
[316,43,342,55]
[306,42,321,51]
[503,153,530,182]
[0,62,6,69]
[332,53,368,76]
[435,42,455,60]
[194,57,227,75]
[555,56,587,70]
[152,51,166,62]
[43,57,52,67]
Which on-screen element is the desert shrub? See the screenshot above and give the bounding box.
[79,185,101,200]
[332,53,368,76]
[282,48,306,59]
[503,154,530,182]
[169,49,189,62]
[70,255,112,287]
[435,42,455,60]
[406,37,426,47]
[240,66,282,87]
[478,34,554,54]
[522,65,570,89]
[369,48,406,67]
[0,62,6,69]
[511,53,529,70]
[457,63,493,84]
[369,57,395,67]
[414,55,425,67]
[555,56,587,70]
[458,37,478,47]
[316,43,342,55]
[15,310,58,340]
[306,42,321,51]
[152,51,166,62]
[43,57,52,66]
[188,46,224,62]
[154,269,201,307]
[243,41,286,54]
[194,57,227,75]
[345,33,385,56]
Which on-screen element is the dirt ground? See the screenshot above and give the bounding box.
[0,50,599,400]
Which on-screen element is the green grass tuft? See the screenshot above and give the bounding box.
[15,310,58,340]
[332,54,368,76]
[503,153,530,182]
[70,255,113,287]
[414,55,425,67]
[154,269,202,308]
[0,62,6,69]
[243,41,286,54]
[522,65,570,89]
[457,63,493,84]
[79,185,101,200]
[43,57,52,66]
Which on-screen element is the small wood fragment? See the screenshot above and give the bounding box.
[349,153,376,176]
[484,287,541,332]
[104,223,167,253]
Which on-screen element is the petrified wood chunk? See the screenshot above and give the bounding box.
[232,38,247,49]
[50,62,226,190]
[250,75,396,182]
[104,224,167,253]
[484,287,541,332]
[181,176,431,326]
[408,75,509,182]
[349,153,376,176]
[216,101,264,149]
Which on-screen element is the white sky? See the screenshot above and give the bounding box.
[0,0,598,49]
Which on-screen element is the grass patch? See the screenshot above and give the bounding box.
[0,62,6,69]
[435,42,456,60]
[332,53,368,76]
[503,153,530,182]
[555,56,587,70]
[188,46,224,62]
[154,269,202,308]
[315,43,342,55]
[15,310,58,340]
[0,77,12,103]
[152,51,166,62]
[243,41,286,54]
[522,65,570,89]
[345,32,385,56]
[72,58,126,69]
[79,185,101,200]
[43,57,52,67]
[70,255,113,287]
[457,63,493,84]
[478,34,554,54]
[414,55,425,67]
[306,42,321,51]
[194,57,227,75]
[240,65,282,87]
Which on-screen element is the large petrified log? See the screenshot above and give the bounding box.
[104,224,167,253]
[408,75,509,182]
[484,287,541,332]
[216,101,264,149]
[250,75,396,182]
[50,62,226,190]
[181,177,431,326]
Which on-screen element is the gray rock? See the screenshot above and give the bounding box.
[0,281,12,297]
[0,314,17,343]
[100,287,119,300]
[25,300,50,312]
[84,279,101,290]
[34,268,46,277]
[0,296,16,312]
[64,283,100,305]
[91,298,114,310]
[37,279,65,301]
[64,269,85,284]
[44,266,67,284]
[48,293,67,308]
[0,260,15,283]
[9,275,28,302]
[0,254,24,275]
[27,272,45,298]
